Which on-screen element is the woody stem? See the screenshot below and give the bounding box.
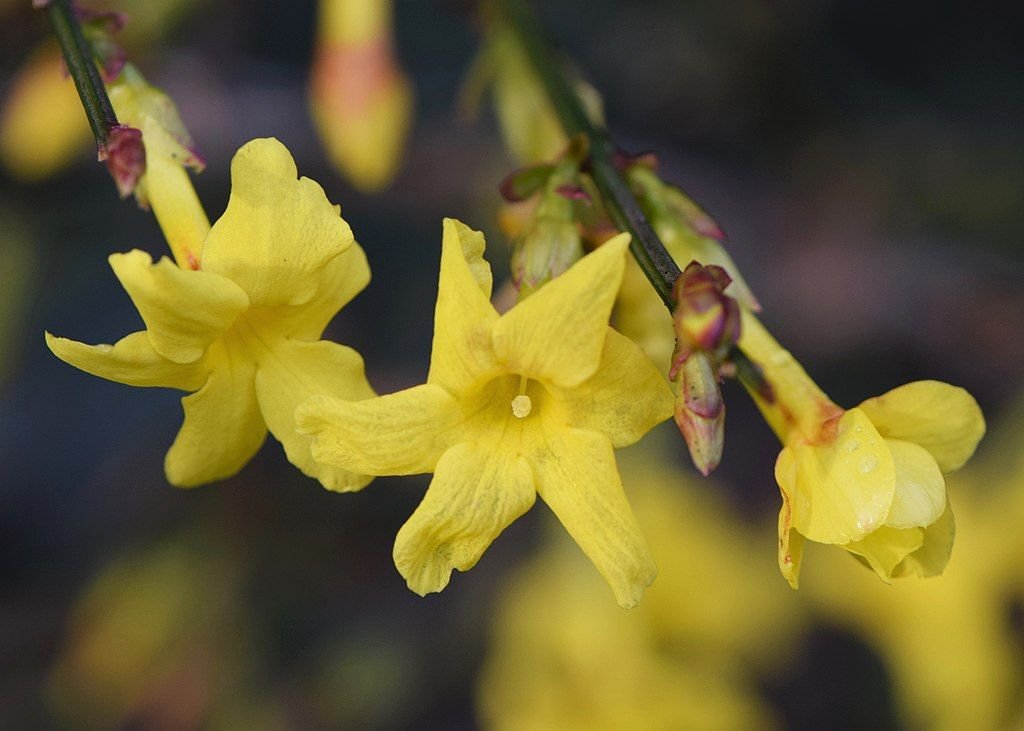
[495,0,680,307]
[493,0,772,398]
[40,0,120,150]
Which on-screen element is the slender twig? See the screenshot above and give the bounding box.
[496,0,681,308]
[41,0,120,149]
[495,0,773,397]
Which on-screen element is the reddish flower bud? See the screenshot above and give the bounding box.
[672,351,725,476]
[672,260,742,357]
[98,124,145,198]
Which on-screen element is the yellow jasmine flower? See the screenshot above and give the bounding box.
[741,313,985,587]
[47,138,375,490]
[297,220,673,607]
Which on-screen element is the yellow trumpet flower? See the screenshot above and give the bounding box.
[47,138,375,489]
[298,222,673,607]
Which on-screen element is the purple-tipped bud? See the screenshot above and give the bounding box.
[99,124,145,198]
[672,351,725,475]
[672,261,742,357]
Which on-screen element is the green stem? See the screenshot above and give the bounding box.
[497,0,680,307]
[495,0,771,400]
[42,0,119,148]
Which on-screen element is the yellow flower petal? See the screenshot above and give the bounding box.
[780,408,896,544]
[140,123,211,268]
[857,380,985,473]
[109,250,249,364]
[426,219,501,393]
[553,328,673,448]
[778,505,805,590]
[533,427,656,608]
[885,438,946,529]
[270,240,371,341]
[297,383,462,475]
[844,525,925,582]
[393,441,536,596]
[45,331,206,390]
[164,337,266,487]
[891,497,955,578]
[202,138,353,307]
[493,233,630,389]
[254,338,375,492]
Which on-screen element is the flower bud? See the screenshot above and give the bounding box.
[672,351,725,475]
[510,162,584,298]
[668,261,741,475]
[99,124,145,199]
[309,0,413,192]
[672,261,741,358]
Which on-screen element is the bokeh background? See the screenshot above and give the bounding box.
[1,0,1022,728]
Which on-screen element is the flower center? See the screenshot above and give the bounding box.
[511,375,532,418]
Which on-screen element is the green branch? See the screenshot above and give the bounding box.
[496,0,681,308]
[41,0,120,148]
[494,0,772,399]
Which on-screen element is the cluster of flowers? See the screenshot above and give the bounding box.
[42,2,984,608]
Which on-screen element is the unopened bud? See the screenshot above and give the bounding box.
[672,351,725,476]
[107,65,204,172]
[310,0,413,192]
[509,161,584,298]
[99,124,145,198]
[672,261,741,357]
[629,165,760,311]
[511,215,582,298]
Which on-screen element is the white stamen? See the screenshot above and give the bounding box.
[511,375,532,418]
[511,394,532,418]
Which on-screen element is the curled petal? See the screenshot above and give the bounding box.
[777,489,805,590]
[857,380,985,473]
[297,383,462,476]
[844,526,925,582]
[885,438,946,529]
[393,441,536,596]
[534,427,656,608]
[109,250,248,363]
[255,338,375,492]
[493,234,629,389]
[202,138,353,307]
[45,331,207,390]
[164,337,266,487]
[891,497,955,578]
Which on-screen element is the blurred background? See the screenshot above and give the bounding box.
[1,0,1022,728]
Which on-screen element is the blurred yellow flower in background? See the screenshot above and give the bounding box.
[478,452,804,729]
[309,0,413,192]
[298,222,673,607]
[47,138,375,489]
[48,534,285,730]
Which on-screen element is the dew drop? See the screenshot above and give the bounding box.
[511,394,532,418]
[845,439,860,453]
[855,508,878,533]
[858,454,880,474]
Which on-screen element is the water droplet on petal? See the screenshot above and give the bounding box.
[858,454,880,474]
[846,439,860,453]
